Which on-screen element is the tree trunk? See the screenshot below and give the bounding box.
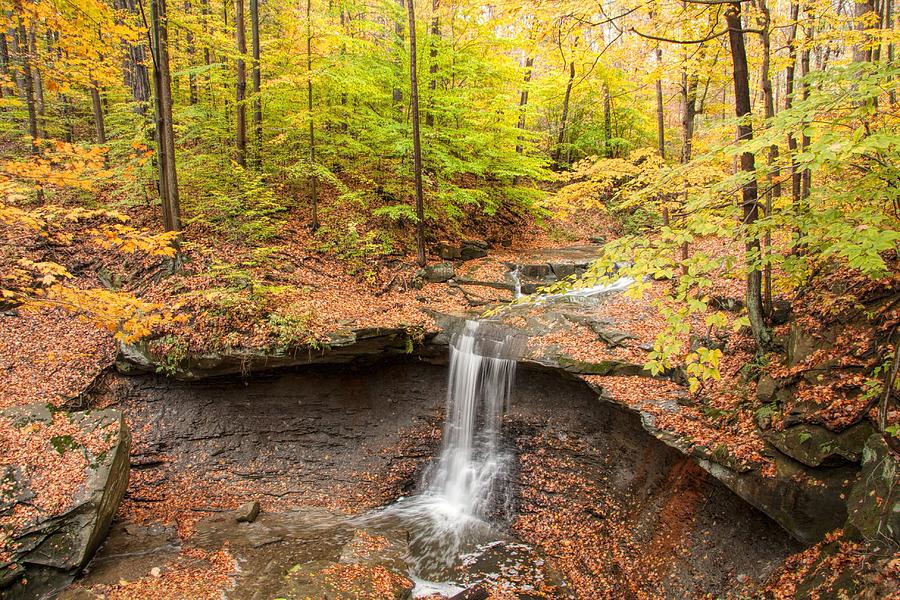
[14,23,39,149]
[392,0,404,121]
[799,29,811,201]
[785,1,801,207]
[725,1,769,350]
[125,0,152,114]
[854,0,876,62]
[680,69,698,163]
[679,67,699,269]
[234,0,247,166]
[552,58,575,167]
[407,0,426,267]
[515,56,533,154]
[185,0,198,104]
[91,79,107,143]
[250,0,261,167]
[306,0,318,230]
[0,32,9,100]
[200,0,213,102]
[27,27,44,137]
[756,0,778,316]
[887,0,895,104]
[603,83,612,158]
[150,0,182,233]
[425,0,438,127]
[655,46,665,159]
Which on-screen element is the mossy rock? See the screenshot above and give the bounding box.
[557,356,649,377]
[763,421,874,468]
[276,559,413,599]
[0,407,131,599]
[793,541,865,599]
[844,434,900,544]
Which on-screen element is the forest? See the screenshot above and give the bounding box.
[0,0,897,597]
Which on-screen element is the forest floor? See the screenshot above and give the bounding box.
[3,189,897,598]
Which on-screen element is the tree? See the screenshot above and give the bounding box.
[407,0,425,266]
[234,0,247,167]
[150,0,182,233]
[306,0,317,230]
[250,0,261,167]
[725,1,769,349]
[553,43,577,167]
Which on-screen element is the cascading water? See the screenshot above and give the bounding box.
[428,320,518,518]
[358,320,525,593]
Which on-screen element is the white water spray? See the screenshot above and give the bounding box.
[358,320,523,583]
[427,320,518,518]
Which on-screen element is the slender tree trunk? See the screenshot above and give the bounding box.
[185,0,198,104]
[424,0,439,127]
[10,27,26,103]
[655,46,670,226]
[553,58,575,167]
[407,0,426,267]
[200,0,213,102]
[27,27,44,137]
[515,56,533,154]
[785,1,801,207]
[150,0,182,233]
[234,0,247,166]
[306,0,318,230]
[726,2,769,350]
[90,79,107,143]
[125,0,152,114]
[655,47,665,160]
[756,0,778,316]
[854,0,876,62]
[250,0,261,167]
[800,30,811,200]
[14,23,39,148]
[603,83,612,157]
[679,68,699,269]
[392,0,404,121]
[338,7,348,133]
[680,70,698,163]
[887,0,895,104]
[0,33,9,100]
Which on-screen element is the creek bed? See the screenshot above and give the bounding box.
[81,358,800,598]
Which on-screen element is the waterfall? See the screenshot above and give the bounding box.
[358,320,524,584]
[427,320,518,518]
[510,266,522,298]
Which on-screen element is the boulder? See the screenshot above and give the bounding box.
[459,245,488,261]
[418,262,455,283]
[844,433,900,544]
[234,501,261,524]
[519,263,552,278]
[548,262,577,279]
[763,422,874,468]
[437,243,462,261]
[694,447,856,545]
[0,406,130,599]
[787,322,838,368]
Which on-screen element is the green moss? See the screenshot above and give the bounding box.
[50,435,78,455]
